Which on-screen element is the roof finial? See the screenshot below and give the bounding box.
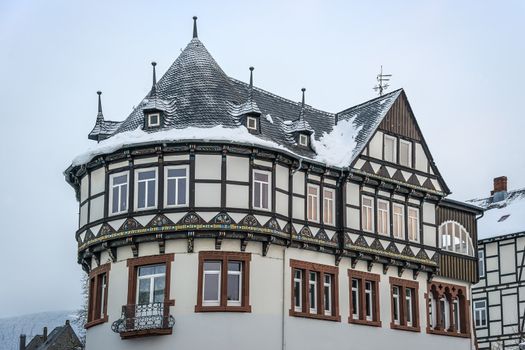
[193,16,198,38]
[150,62,157,96]
[299,88,306,121]
[301,88,306,108]
[249,67,254,89]
[96,91,103,119]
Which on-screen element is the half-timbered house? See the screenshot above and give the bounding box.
[64,17,482,350]
[470,177,525,349]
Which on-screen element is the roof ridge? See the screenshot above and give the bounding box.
[336,88,403,115]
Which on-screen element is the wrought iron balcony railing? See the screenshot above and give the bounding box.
[111,302,175,338]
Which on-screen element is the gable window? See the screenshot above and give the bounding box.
[361,196,374,232]
[253,170,270,210]
[290,259,340,321]
[384,135,396,163]
[196,252,251,312]
[474,300,487,328]
[307,184,320,222]
[399,139,412,167]
[109,172,129,215]
[393,203,405,239]
[377,199,389,235]
[323,188,336,226]
[439,221,474,256]
[164,166,188,207]
[247,116,258,131]
[478,250,485,278]
[299,133,309,147]
[390,277,419,332]
[407,207,420,242]
[348,270,381,327]
[427,282,470,337]
[86,264,110,328]
[135,168,157,210]
[147,113,160,128]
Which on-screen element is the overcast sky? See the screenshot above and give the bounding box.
[0,0,524,318]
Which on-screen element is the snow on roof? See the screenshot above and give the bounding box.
[467,188,525,240]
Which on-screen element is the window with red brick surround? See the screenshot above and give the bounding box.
[426,281,470,338]
[389,277,420,332]
[348,270,381,327]
[86,263,110,329]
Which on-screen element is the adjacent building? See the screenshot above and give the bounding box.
[471,177,525,349]
[19,320,83,350]
[64,17,482,350]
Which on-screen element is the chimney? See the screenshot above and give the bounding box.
[19,334,26,350]
[43,327,48,341]
[491,176,508,202]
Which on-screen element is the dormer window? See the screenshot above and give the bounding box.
[299,134,309,147]
[147,113,161,128]
[247,116,258,131]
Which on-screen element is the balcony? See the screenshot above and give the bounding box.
[111,302,175,339]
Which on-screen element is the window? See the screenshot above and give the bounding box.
[290,259,340,321]
[137,264,166,305]
[307,184,320,222]
[164,166,188,207]
[196,252,251,312]
[253,170,270,210]
[135,168,157,210]
[393,204,405,239]
[439,221,474,256]
[474,300,487,328]
[109,172,129,215]
[377,200,389,235]
[86,264,110,328]
[427,282,469,337]
[323,188,336,226]
[247,116,257,131]
[390,277,419,332]
[407,207,419,242]
[361,196,374,232]
[399,139,412,167]
[299,133,309,147]
[478,250,485,278]
[348,270,381,326]
[147,113,160,127]
[384,135,396,163]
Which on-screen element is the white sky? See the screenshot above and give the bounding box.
[0,0,524,318]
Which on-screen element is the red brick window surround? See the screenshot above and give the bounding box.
[86,263,111,329]
[348,270,381,327]
[389,277,420,332]
[289,259,340,322]
[426,281,470,338]
[195,251,251,313]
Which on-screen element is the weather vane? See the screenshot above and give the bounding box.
[373,65,392,96]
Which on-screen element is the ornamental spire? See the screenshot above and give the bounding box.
[150,61,157,96]
[193,16,198,38]
[299,88,306,120]
[96,91,103,120]
[249,66,254,99]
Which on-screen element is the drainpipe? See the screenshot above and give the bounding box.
[282,247,287,350]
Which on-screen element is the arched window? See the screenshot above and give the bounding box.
[439,221,474,256]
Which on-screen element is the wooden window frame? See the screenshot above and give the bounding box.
[307,184,320,223]
[164,165,189,208]
[195,251,251,313]
[134,167,158,211]
[392,203,405,239]
[377,199,390,236]
[289,259,340,322]
[109,171,129,216]
[407,206,420,242]
[299,133,309,147]
[246,116,258,131]
[473,299,487,328]
[426,281,470,338]
[361,195,374,233]
[389,277,420,332]
[348,270,381,327]
[478,250,485,278]
[323,187,336,226]
[252,169,271,211]
[147,113,161,127]
[85,263,111,329]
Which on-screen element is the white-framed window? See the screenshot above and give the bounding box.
[377,199,390,235]
[474,300,487,328]
[478,250,485,278]
[406,288,414,327]
[253,170,271,210]
[323,274,332,316]
[384,135,396,163]
[408,207,420,242]
[323,188,336,226]
[164,166,188,207]
[309,271,317,313]
[439,221,474,256]
[109,171,129,215]
[307,184,320,222]
[351,278,360,319]
[147,113,160,127]
[361,195,374,232]
[134,168,157,211]
[247,116,257,131]
[203,261,221,306]
[227,261,242,306]
[453,298,460,333]
[99,274,107,317]
[392,286,400,325]
[439,296,450,330]
[365,281,373,321]
[399,139,412,167]
[136,264,166,305]
[299,133,309,147]
[293,269,303,312]
[393,203,405,239]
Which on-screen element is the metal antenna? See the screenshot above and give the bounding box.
[373,65,392,96]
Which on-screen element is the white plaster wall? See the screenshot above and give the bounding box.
[292,196,304,221]
[346,207,360,230]
[275,165,288,191]
[164,155,189,162]
[423,224,437,247]
[80,203,88,227]
[80,175,89,202]
[195,154,222,180]
[346,183,360,206]
[292,172,305,195]
[254,159,272,168]
[415,143,428,173]
[226,184,248,209]
[90,196,104,223]
[226,156,249,182]
[368,131,383,159]
[108,161,128,170]
[275,191,288,216]
[500,244,516,275]
[91,168,105,195]
[134,157,158,165]
[423,202,436,224]
[195,183,221,207]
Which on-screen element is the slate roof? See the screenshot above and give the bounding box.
[24,321,83,350]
